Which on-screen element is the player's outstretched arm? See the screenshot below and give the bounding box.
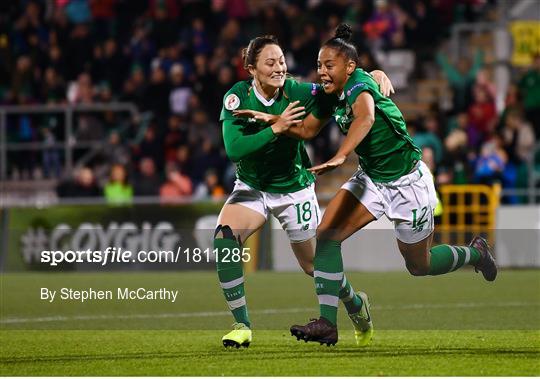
[224,102,305,162]
[309,92,375,175]
[285,113,329,140]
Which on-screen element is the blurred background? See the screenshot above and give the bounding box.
[0,0,539,272]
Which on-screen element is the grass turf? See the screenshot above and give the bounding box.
[1,270,539,375]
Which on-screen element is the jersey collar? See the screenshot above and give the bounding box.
[252,80,280,106]
[338,91,345,101]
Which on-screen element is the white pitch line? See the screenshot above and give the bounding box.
[1,302,538,325]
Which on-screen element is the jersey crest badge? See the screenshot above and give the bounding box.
[224,94,240,110]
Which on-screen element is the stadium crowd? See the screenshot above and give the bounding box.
[1,0,538,203]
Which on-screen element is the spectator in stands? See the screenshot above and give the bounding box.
[445,113,469,154]
[437,49,484,113]
[421,146,436,173]
[518,54,540,136]
[11,55,35,104]
[57,167,100,198]
[290,22,320,76]
[474,68,496,101]
[163,115,187,163]
[135,126,163,170]
[127,22,155,69]
[473,137,507,185]
[41,127,61,179]
[160,163,193,202]
[501,109,536,164]
[169,63,192,117]
[102,38,125,93]
[183,17,211,55]
[134,157,161,197]
[193,169,226,200]
[467,85,496,147]
[143,65,170,122]
[192,54,215,107]
[42,67,65,103]
[363,0,398,51]
[500,110,535,203]
[104,130,130,166]
[191,139,223,185]
[104,164,133,205]
[411,115,444,164]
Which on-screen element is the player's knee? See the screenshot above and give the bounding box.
[316,225,336,241]
[214,225,242,245]
[406,263,429,276]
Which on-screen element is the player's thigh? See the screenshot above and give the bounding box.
[217,203,266,243]
[390,161,437,257]
[317,189,376,242]
[217,180,268,242]
[271,183,320,244]
[397,231,434,275]
[290,237,315,276]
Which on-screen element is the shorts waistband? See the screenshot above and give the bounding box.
[377,162,423,188]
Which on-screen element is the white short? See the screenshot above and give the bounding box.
[225,180,320,242]
[341,161,438,244]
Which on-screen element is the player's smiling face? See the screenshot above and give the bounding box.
[249,44,287,91]
[317,47,355,94]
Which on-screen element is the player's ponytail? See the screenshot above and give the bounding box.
[334,23,353,42]
[323,23,358,65]
[242,35,280,70]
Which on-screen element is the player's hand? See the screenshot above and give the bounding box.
[370,70,395,97]
[271,101,305,135]
[308,155,346,175]
[233,109,278,124]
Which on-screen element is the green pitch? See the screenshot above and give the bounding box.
[1,270,539,376]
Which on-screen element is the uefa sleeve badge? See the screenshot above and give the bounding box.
[224,94,240,110]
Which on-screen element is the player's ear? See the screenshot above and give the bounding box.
[247,65,256,77]
[346,60,356,75]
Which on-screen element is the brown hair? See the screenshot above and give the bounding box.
[241,35,280,69]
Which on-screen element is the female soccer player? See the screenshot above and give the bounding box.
[288,24,497,346]
[216,35,392,348]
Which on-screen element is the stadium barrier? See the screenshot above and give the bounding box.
[438,183,501,246]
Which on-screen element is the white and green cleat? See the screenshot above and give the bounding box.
[348,291,373,347]
[222,322,252,348]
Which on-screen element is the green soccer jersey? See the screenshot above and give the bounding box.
[333,68,421,182]
[220,78,335,193]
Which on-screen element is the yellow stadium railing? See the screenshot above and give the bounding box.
[438,184,501,245]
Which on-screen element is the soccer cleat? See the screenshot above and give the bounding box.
[290,317,338,346]
[470,236,497,282]
[222,322,252,348]
[348,291,373,347]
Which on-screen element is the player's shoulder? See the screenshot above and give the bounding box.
[344,69,376,99]
[224,80,251,98]
[223,80,251,111]
[284,76,323,97]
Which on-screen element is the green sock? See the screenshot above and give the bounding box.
[314,239,343,326]
[428,244,481,275]
[215,237,250,327]
[339,275,363,314]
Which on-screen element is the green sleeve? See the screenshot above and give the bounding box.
[345,75,379,106]
[286,79,335,121]
[222,119,277,162]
